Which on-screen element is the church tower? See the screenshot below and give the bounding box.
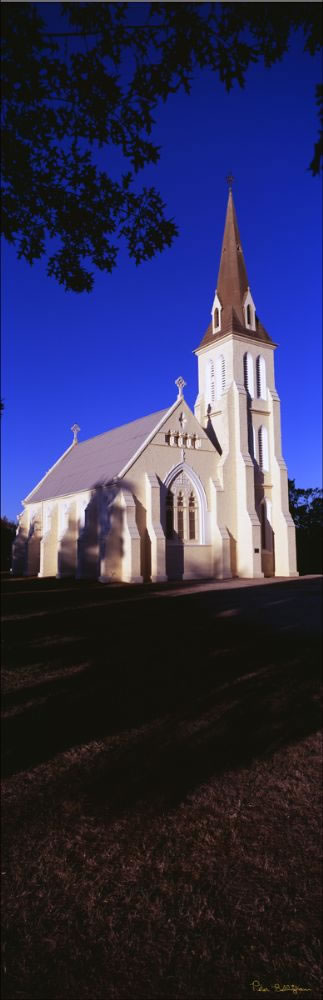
[194,182,297,578]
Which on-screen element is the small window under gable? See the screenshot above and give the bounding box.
[256,355,266,399]
[244,287,256,331]
[243,351,254,398]
[211,290,222,334]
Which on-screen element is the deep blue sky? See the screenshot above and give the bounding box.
[1,10,322,521]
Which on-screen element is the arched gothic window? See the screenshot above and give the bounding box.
[44,504,54,534]
[243,352,254,398]
[258,425,269,471]
[206,359,215,408]
[78,498,88,530]
[256,355,266,399]
[166,473,199,542]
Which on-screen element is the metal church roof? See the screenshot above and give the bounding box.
[25,407,170,504]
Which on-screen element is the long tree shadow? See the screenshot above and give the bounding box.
[2,580,321,812]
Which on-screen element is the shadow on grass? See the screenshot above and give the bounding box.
[2,578,321,812]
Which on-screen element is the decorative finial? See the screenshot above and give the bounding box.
[226,172,234,190]
[175,376,187,399]
[71,423,80,444]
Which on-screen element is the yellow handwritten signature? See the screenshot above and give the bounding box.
[251,981,311,995]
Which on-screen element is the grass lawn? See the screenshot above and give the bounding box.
[1,575,322,999]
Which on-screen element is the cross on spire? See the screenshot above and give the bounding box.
[226,172,234,190]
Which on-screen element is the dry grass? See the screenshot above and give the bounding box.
[1,575,322,999]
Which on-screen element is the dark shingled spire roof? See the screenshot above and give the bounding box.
[217,188,249,325]
[196,188,274,351]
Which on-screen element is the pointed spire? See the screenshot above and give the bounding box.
[194,184,273,352]
[216,187,249,326]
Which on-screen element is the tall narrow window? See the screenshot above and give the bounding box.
[44,505,53,534]
[265,498,272,550]
[206,359,215,408]
[260,498,273,549]
[258,425,269,471]
[256,355,266,399]
[215,354,226,398]
[214,308,219,328]
[246,304,252,326]
[59,502,69,537]
[177,492,184,540]
[78,499,88,530]
[253,425,257,461]
[260,503,266,549]
[189,492,197,540]
[166,491,174,539]
[243,352,254,398]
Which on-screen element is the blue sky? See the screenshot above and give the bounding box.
[1,12,322,521]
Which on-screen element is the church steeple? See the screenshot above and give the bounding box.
[195,185,273,350]
[216,187,249,327]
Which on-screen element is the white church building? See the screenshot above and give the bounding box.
[12,187,297,583]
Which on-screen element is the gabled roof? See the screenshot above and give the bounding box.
[25,407,172,504]
[195,188,274,351]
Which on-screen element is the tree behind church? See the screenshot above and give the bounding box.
[1,2,321,292]
[1,517,17,572]
[288,480,323,575]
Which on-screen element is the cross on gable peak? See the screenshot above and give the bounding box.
[71,423,80,444]
[175,376,187,399]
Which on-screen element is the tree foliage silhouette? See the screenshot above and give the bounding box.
[288,479,323,574]
[1,517,17,571]
[1,2,322,292]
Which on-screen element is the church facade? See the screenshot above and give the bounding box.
[12,188,297,583]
